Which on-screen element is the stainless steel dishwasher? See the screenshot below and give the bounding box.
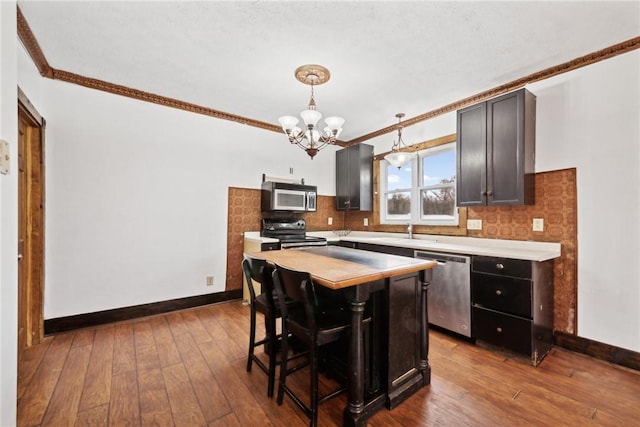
[414,250,471,337]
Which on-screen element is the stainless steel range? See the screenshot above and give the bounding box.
[261,218,327,249]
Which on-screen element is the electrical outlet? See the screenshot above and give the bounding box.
[533,218,544,232]
[467,219,482,230]
[206,276,214,286]
[328,217,333,225]
[364,218,369,226]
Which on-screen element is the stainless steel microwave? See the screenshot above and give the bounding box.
[261,181,317,212]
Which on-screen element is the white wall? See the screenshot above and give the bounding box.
[17,45,337,319]
[530,51,640,351]
[0,2,19,425]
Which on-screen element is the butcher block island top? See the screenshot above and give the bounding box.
[247,246,437,289]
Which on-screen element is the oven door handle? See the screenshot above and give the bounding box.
[280,241,328,249]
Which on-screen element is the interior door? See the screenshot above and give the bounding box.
[18,118,27,351]
[17,92,45,351]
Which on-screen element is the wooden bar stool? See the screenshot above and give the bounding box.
[242,254,282,397]
[272,263,354,427]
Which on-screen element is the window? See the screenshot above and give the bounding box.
[381,142,458,226]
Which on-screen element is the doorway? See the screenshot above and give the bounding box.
[17,88,45,351]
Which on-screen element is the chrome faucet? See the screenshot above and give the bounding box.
[407,223,413,239]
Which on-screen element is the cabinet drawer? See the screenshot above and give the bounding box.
[472,307,532,355]
[472,256,531,279]
[472,273,532,318]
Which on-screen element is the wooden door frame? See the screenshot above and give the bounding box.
[18,87,45,350]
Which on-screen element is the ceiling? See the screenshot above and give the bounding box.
[16,1,640,144]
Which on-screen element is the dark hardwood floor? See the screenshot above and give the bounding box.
[17,301,640,426]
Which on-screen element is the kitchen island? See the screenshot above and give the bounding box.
[247,246,437,427]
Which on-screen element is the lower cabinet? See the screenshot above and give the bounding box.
[471,256,554,365]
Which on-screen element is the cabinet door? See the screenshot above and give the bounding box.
[335,144,373,211]
[336,146,350,209]
[456,102,487,206]
[386,273,423,407]
[354,144,373,211]
[487,90,523,205]
[346,145,362,210]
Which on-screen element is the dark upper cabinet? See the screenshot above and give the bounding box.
[456,89,536,206]
[336,143,373,211]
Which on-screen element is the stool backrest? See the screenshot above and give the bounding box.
[242,255,276,308]
[272,263,319,332]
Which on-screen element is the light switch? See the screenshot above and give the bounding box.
[0,140,9,175]
[364,218,369,226]
[533,218,544,232]
[328,217,333,225]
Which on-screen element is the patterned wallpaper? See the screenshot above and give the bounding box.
[227,167,577,334]
[466,168,577,334]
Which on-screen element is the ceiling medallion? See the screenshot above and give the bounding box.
[294,64,331,86]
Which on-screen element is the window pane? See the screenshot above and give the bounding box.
[387,162,412,191]
[421,187,456,216]
[387,192,411,215]
[423,149,455,186]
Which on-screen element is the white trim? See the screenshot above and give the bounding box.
[380,142,459,226]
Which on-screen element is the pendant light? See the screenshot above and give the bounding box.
[384,113,414,169]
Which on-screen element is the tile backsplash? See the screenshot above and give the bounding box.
[227,167,577,334]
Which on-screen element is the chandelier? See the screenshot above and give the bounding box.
[384,113,414,169]
[277,64,345,159]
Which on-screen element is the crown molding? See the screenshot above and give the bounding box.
[16,7,639,144]
[17,7,53,78]
[51,69,283,132]
[346,36,640,145]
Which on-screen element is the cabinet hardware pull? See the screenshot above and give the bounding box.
[495,289,502,296]
[481,191,487,196]
[496,263,504,270]
[487,191,494,196]
[496,327,503,333]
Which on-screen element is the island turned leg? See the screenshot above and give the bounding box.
[345,299,365,423]
[419,269,432,385]
[343,284,384,427]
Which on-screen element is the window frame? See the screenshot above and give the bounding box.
[380,141,458,226]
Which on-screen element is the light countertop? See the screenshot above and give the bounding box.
[244,231,561,262]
